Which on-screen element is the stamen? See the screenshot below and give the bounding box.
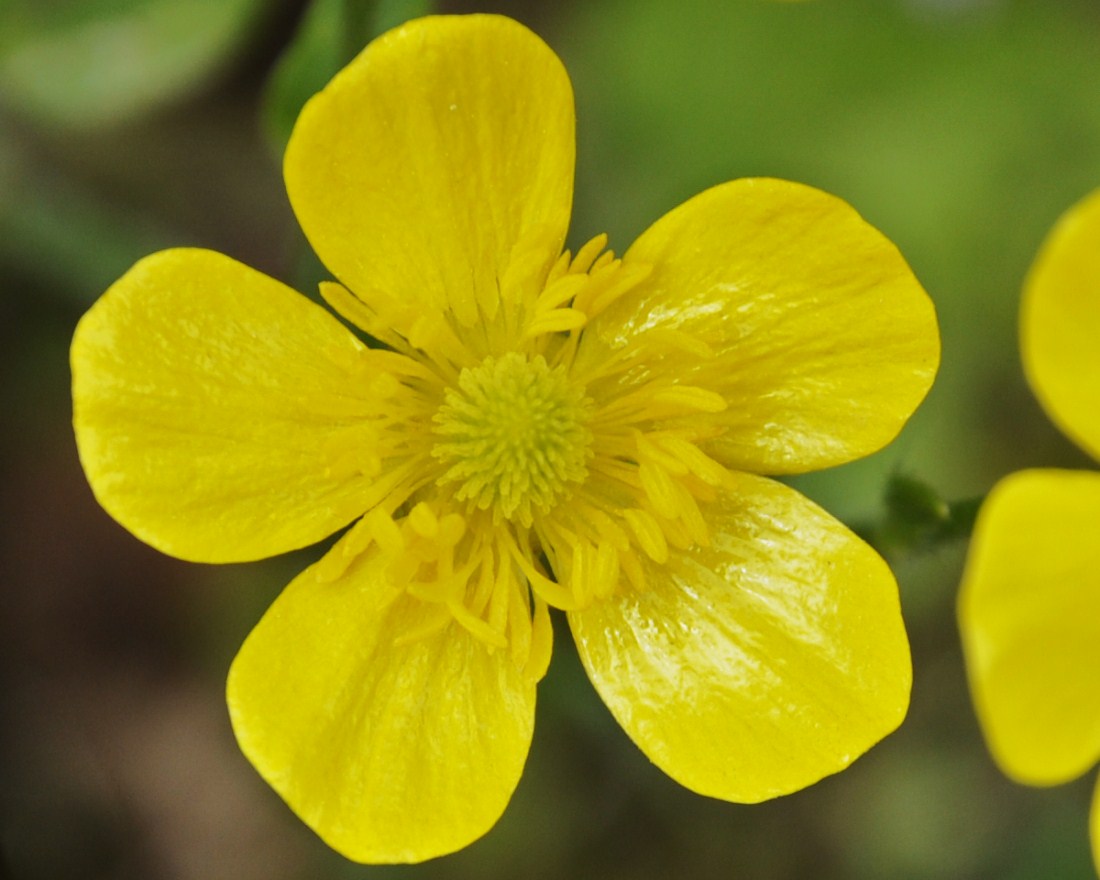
[534,274,588,313]
[325,228,739,667]
[523,598,553,682]
[621,508,669,564]
[570,233,608,275]
[524,308,587,338]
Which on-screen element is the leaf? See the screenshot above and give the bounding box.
[853,474,982,560]
[0,0,269,128]
[262,0,434,156]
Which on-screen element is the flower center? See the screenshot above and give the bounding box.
[431,352,592,525]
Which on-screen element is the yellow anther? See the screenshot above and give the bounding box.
[367,506,404,554]
[408,502,439,538]
[635,430,690,476]
[679,493,710,547]
[448,599,508,648]
[576,501,631,551]
[407,576,462,604]
[523,598,553,683]
[621,508,669,564]
[504,535,580,610]
[469,546,497,615]
[570,541,591,607]
[534,274,588,312]
[507,593,532,668]
[650,435,733,487]
[524,307,588,337]
[592,541,620,600]
[591,250,616,272]
[570,233,609,275]
[638,461,684,520]
[487,562,511,635]
[438,513,467,547]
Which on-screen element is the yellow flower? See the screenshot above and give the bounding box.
[959,187,1100,874]
[71,14,939,864]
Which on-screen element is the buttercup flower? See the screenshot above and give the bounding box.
[959,187,1100,874]
[72,14,939,863]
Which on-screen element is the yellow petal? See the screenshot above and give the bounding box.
[227,541,537,863]
[285,14,574,327]
[958,469,1100,785]
[595,178,939,474]
[72,248,379,563]
[569,472,910,802]
[1022,187,1100,460]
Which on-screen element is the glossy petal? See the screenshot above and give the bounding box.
[285,15,574,324]
[958,469,1100,785]
[227,538,537,863]
[1021,187,1100,461]
[569,473,910,802]
[71,248,379,563]
[595,178,938,474]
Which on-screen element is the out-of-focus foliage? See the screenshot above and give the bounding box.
[263,0,433,152]
[0,0,280,301]
[560,0,1100,523]
[0,0,270,128]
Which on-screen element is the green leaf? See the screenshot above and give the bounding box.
[262,0,433,155]
[370,0,435,35]
[854,474,983,560]
[0,0,269,128]
[262,0,357,156]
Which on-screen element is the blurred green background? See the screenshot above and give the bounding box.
[3,0,1099,877]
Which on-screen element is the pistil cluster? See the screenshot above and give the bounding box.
[432,352,593,526]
